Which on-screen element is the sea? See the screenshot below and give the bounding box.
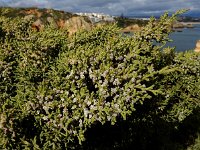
[166,24,200,52]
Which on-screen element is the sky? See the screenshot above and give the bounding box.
[0,0,200,17]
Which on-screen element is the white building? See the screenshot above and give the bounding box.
[75,12,115,23]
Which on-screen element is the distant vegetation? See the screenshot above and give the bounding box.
[0,8,200,150]
[115,14,148,28]
[177,16,200,22]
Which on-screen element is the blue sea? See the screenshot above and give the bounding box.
[166,24,200,52]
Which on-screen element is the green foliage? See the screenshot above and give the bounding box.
[0,16,68,149]
[0,9,199,149]
[115,15,148,28]
[157,51,200,122]
[188,134,200,150]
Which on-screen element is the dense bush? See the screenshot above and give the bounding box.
[0,10,200,149]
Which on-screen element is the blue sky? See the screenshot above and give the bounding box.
[0,0,200,16]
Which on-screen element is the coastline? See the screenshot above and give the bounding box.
[180,22,200,25]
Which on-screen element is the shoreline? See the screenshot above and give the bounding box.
[180,22,200,25]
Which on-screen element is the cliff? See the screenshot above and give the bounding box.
[121,24,142,33]
[0,7,92,35]
[172,21,194,29]
[59,16,92,35]
[194,40,200,52]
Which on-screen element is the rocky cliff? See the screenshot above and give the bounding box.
[194,40,200,52]
[0,7,92,35]
[59,16,92,35]
[121,24,142,33]
[172,21,194,29]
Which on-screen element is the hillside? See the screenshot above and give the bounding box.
[0,7,92,35]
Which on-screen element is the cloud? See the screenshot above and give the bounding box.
[1,0,200,16]
[3,0,50,8]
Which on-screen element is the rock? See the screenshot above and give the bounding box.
[121,24,141,33]
[194,40,200,52]
[32,19,44,31]
[172,22,184,29]
[47,17,58,27]
[24,14,35,20]
[62,16,92,35]
[25,9,42,18]
[47,17,53,23]
[185,24,194,28]
[173,22,194,29]
[57,19,65,28]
